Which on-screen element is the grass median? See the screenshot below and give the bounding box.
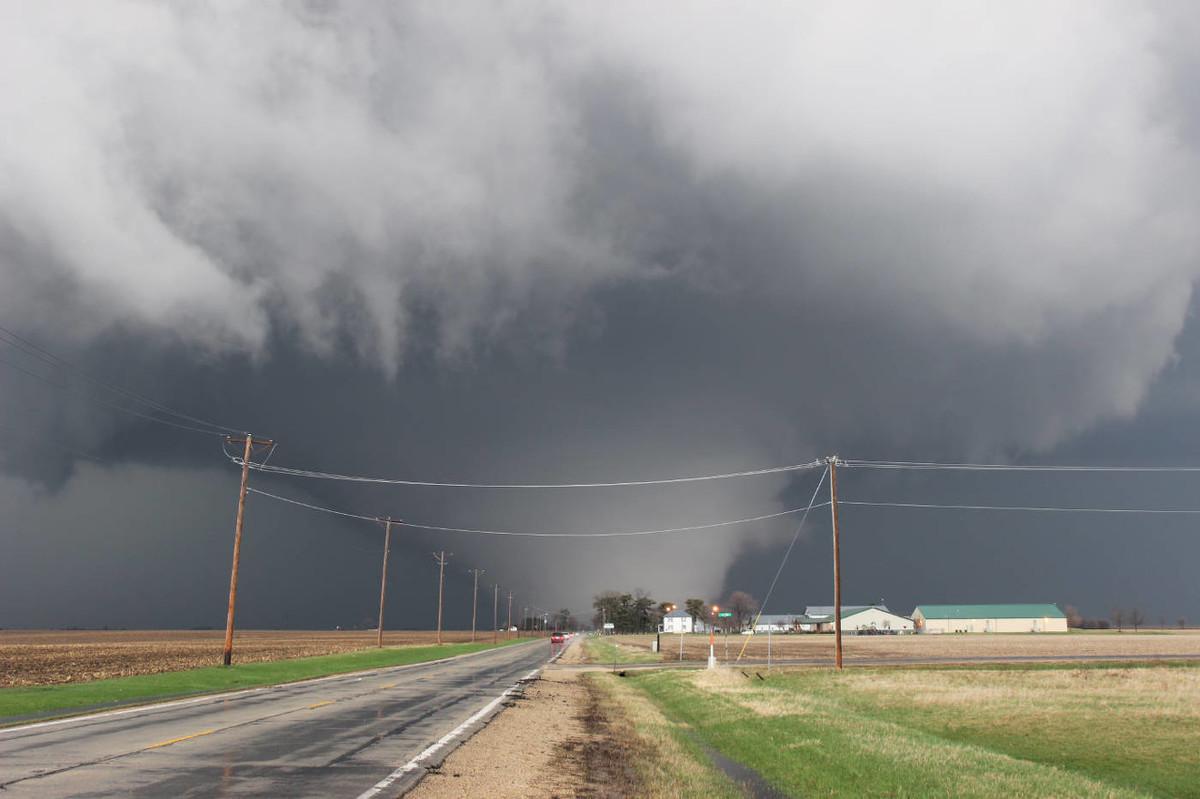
[626,661,1200,798]
[1,638,532,723]
[582,635,662,665]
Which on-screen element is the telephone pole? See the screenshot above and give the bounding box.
[492,584,499,644]
[469,568,485,642]
[828,455,843,670]
[377,519,393,648]
[222,433,273,667]
[432,551,451,645]
[506,591,513,639]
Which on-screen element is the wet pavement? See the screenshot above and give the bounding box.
[0,640,550,798]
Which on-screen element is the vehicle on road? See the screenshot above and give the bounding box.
[550,632,565,644]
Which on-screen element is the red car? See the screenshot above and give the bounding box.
[550,632,565,644]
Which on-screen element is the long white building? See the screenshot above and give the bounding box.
[842,606,914,633]
[912,604,1068,633]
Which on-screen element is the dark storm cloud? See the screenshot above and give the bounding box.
[3,2,1200,627]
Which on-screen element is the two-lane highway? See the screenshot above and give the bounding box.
[0,639,552,798]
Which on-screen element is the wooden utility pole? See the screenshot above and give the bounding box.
[506,591,513,639]
[492,584,499,644]
[432,551,451,645]
[222,433,273,667]
[469,568,485,642]
[828,455,843,670]
[377,519,393,648]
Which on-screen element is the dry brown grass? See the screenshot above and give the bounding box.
[0,629,501,687]
[838,665,1200,720]
[607,630,1200,664]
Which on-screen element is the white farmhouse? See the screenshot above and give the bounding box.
[661,607,695,633]
[912,604,1068,633]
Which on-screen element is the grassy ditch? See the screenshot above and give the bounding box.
[582,635,662,665]
[625,662,1200,798]
[0,638,529,722]
[585,672,740,798]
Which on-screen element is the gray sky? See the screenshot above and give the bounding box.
[2,2,1200,629]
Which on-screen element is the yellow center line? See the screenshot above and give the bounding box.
[147,728,216,750]
[307,700,335,710]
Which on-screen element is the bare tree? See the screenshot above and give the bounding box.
[685,598,705,628]
[1129,608,1145,632]
[1178,617,1188,630]
[1064,605,1084,629]
[1111,608,1124,632]
[727,591,760,631]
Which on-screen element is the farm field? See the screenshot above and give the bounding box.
[596,630,1200,665]
[625,662,1200,798]
[0,629,533,687]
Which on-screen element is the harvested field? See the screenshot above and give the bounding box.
[597,630,1200,665]
[0,629,532,687]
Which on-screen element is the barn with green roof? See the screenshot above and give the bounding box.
[911,603,1067,633]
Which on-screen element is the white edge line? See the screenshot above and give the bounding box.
[355,642,569,799]
[354,666,545,799]
[0,640,542,737]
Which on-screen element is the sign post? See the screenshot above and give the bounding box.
[708,606,719,668]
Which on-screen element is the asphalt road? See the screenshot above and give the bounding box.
[0,639,554,798]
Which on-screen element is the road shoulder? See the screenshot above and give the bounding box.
[407,669,588,798]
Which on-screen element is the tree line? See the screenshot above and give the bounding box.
[1064,605,1188,631]
[592,589,762,633]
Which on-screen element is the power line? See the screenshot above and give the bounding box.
[0,325,242,436]
[840,499,1200,514]
[225,453,824,489]
[841,459,1200,472]
[736,466,829,662]
[245,485,830,537]
[1,356,231,437]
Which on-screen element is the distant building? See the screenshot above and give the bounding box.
[912,604,1068,633]
[804,604,892,633]
[752,614,804,633]
[841,606,914,634]
[661,608,694,633]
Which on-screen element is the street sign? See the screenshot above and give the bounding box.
[717,611,733,618]
[603,622,615,629]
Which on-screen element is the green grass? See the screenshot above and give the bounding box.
[582,635,662,664]
[1,638,530,722]
[627,662,1200,798]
